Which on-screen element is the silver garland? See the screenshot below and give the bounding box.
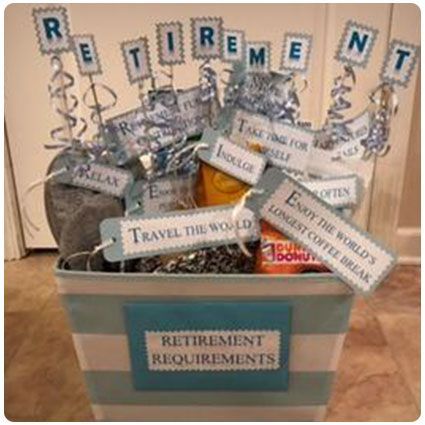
[362,83,396,158]
[318,65,356,150]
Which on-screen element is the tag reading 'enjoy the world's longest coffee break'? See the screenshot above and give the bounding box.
[246,168,397,293]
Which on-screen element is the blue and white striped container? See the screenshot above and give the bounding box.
[56,268,353,421]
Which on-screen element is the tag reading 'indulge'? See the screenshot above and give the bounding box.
[100,205,259,261]
[199,129,267,186]
[301,175,360,208]
[230,109,315,173]
[55,162,133,198]
[248,168,396,293]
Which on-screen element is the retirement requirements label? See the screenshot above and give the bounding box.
[254,168,396,293]
[101,205,259,261]
[145,330,281,372]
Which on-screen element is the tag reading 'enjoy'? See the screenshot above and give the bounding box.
[100,205,259,261]
[125,173,196,214]
[230,109,314,173]
[301,175,360,208]
[145,330,281,372]
[199,129,267,186]
[248,168,396,293]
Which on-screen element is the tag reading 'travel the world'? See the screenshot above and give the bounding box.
[100,205,259,261]
[247,168,396,293]
[199,129,267,186]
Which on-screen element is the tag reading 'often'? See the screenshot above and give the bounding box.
[301,175,360,208]
[100,205,259,261]
[199,129,267,185]
[125,173,196,214]
[249,168,396,293]
[230,109,314,173]
[145,330,280,372]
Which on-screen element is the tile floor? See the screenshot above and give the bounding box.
[4,252,420,421]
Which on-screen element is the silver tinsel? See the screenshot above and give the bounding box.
[362,83,396,158]
[318,65,356,150]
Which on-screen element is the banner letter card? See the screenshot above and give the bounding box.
[121,37,152,84]
[248,168,396,293]
[32,6,72,55]
[281,33,312,73]
[72,34,102,75]
[335,20,378,68]
[380,39,419,88]
[191,17,223,60]
[246,41,271,72]
[156,21,185,65]
[222,29,245,62]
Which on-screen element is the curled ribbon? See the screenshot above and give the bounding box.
[46,56,87,151]
[362,83,397,159]
[319,65,356,150]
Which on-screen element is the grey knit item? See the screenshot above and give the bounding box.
[59,194,124,271]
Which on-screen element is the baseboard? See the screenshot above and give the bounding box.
[398,256,421,265]
[395,227,420,265]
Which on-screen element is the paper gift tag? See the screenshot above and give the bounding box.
[125,172,197,214]
[52,155,133,198]
[246,167,396,293]
[124,301,291,391]
[300,175,360,208]
[100,204,260,262]
[230,109,314,174]
[105,86,209,164]
[198,128,267,186]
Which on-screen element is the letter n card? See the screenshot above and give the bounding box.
[124,301,291,391]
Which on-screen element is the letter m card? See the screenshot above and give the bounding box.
[335,20,378,68]
[124,301,291,391]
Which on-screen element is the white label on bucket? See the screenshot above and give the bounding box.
[145,330,281,371]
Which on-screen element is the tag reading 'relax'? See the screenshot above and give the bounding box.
[100,205,259,261]
[54,161,134,198]
[199,129,267,185]
[247,168,396,293]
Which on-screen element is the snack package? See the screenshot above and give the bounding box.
[255,221,329,274]
[195,160,250,207]
[195,141,262,207]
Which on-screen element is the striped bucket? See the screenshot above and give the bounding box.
[56,268,354,421]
